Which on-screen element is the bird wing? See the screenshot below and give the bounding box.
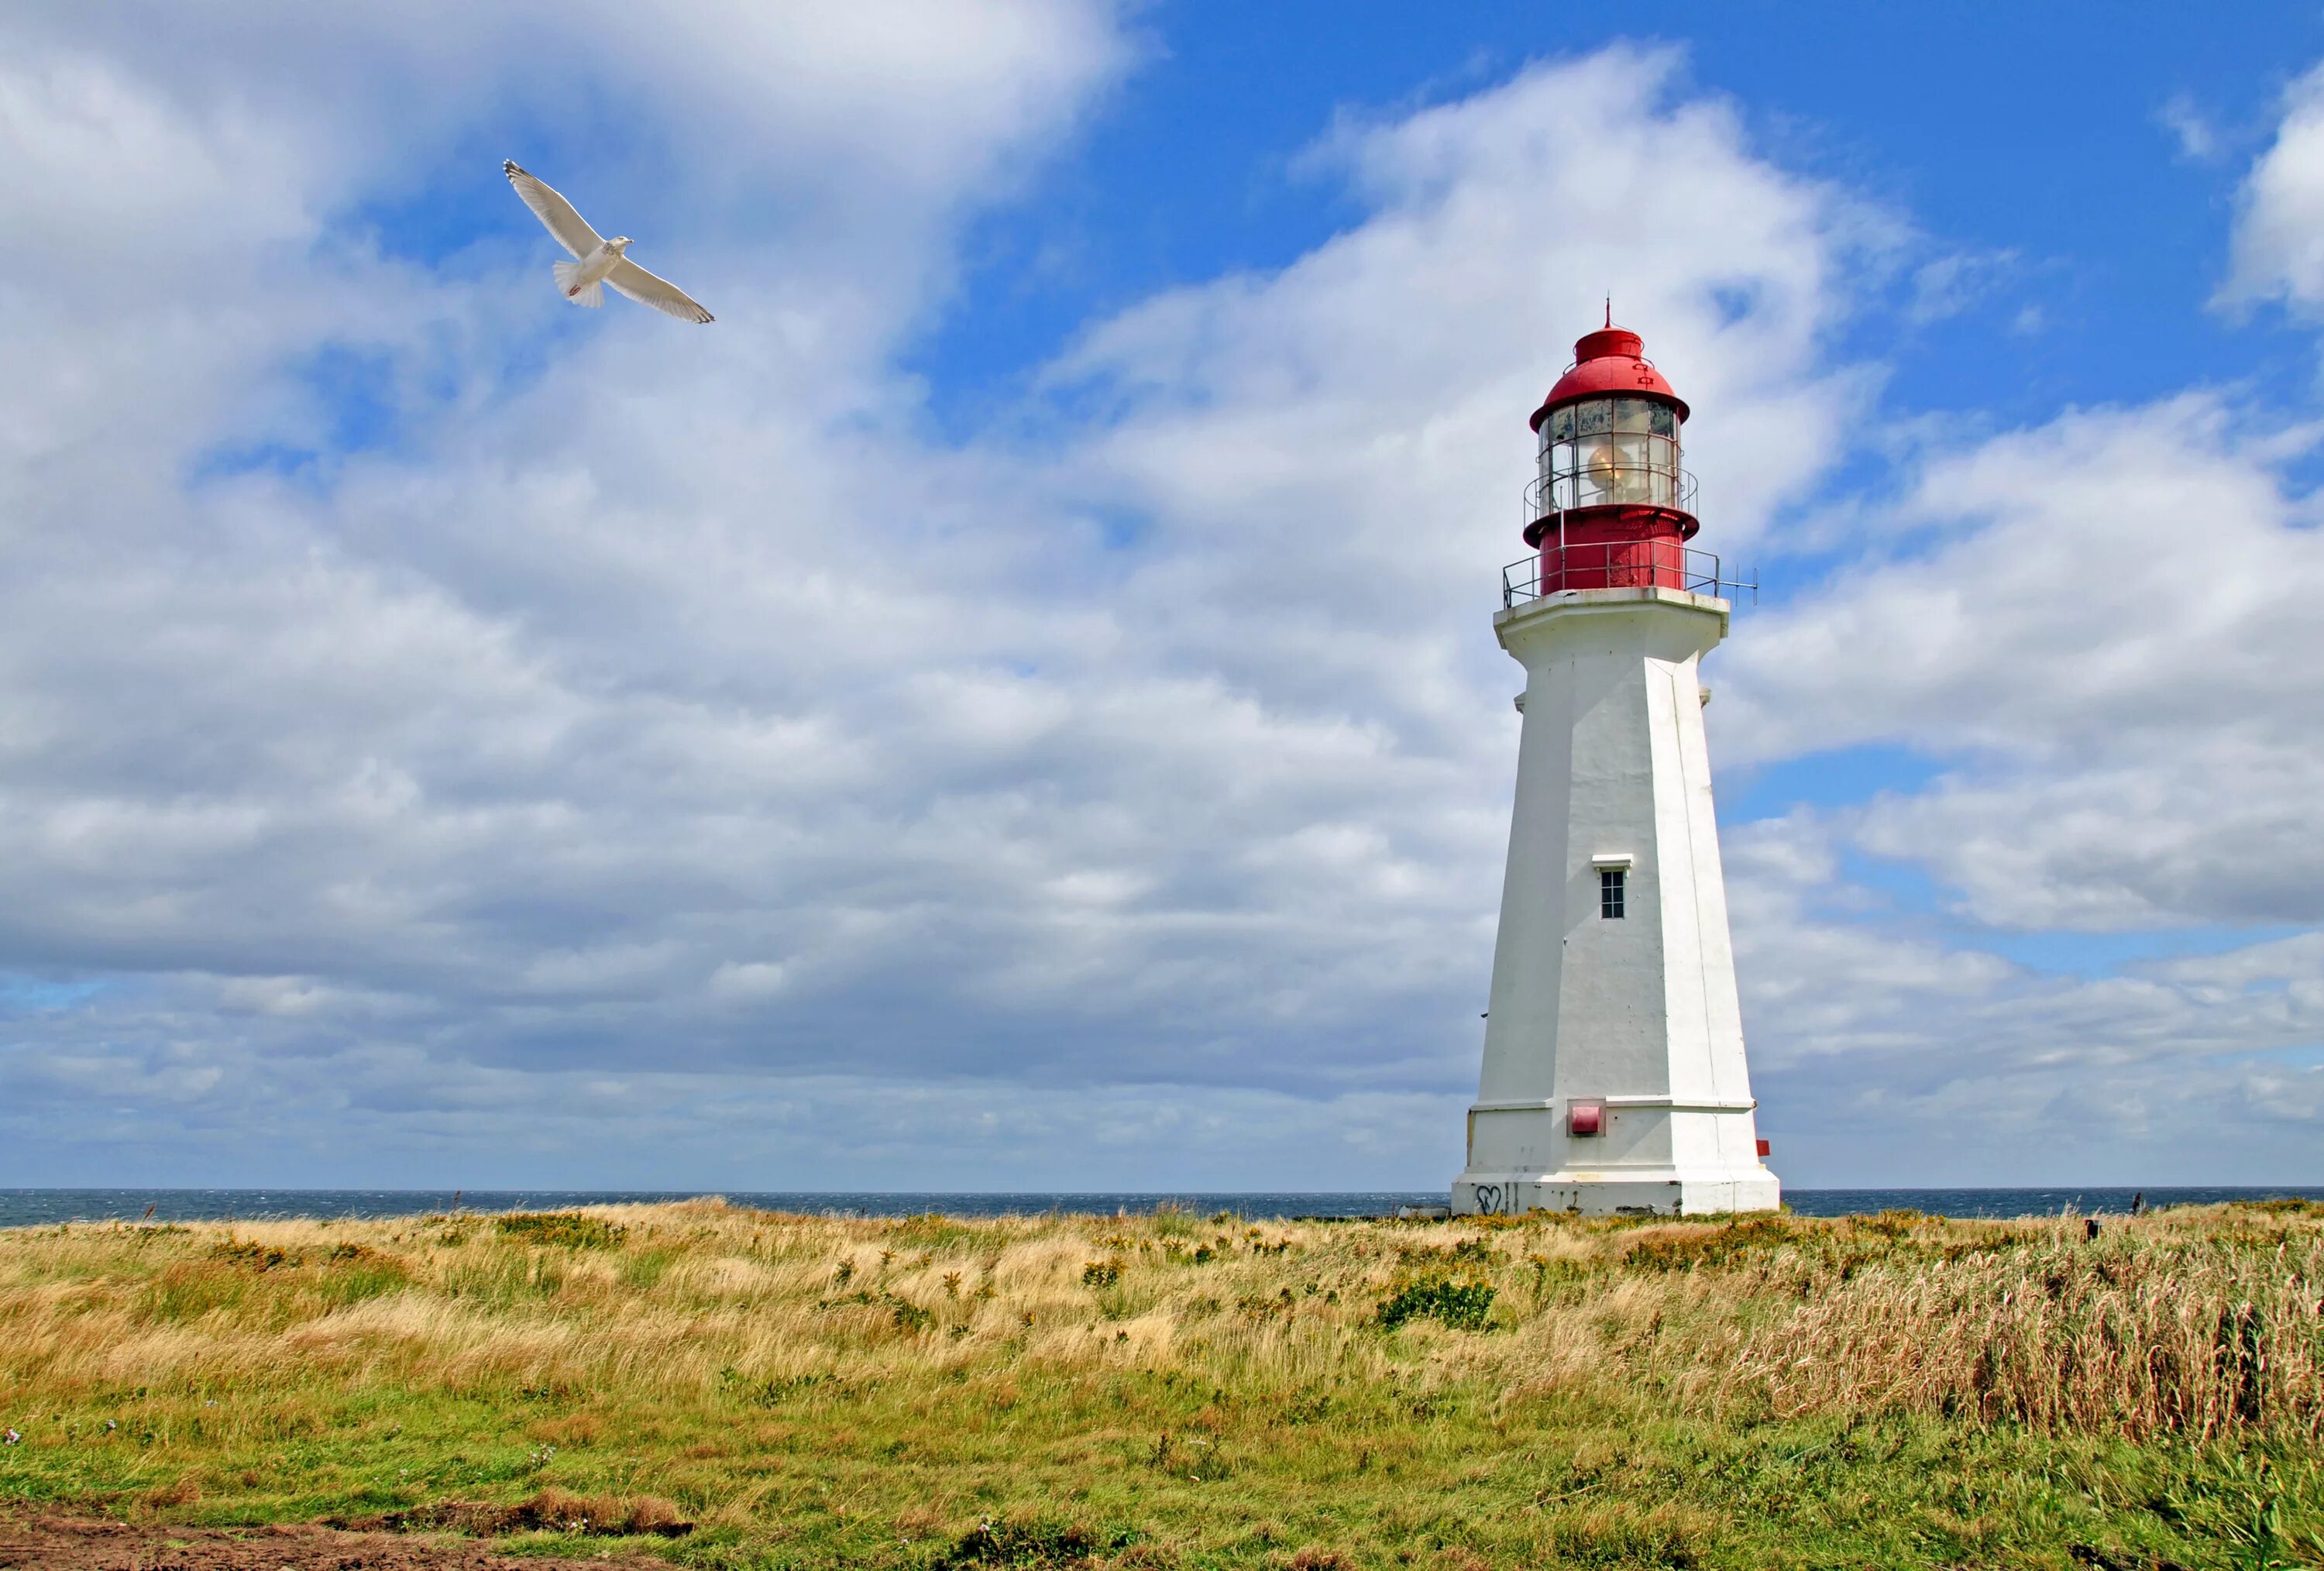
[607,256,715,323]
[502,160,602,260]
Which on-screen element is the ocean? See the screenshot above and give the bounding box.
[2,1185,2319,1227]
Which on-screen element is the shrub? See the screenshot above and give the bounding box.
[1860,1208,1924,1237]
[1625,1215,1793,1272]
[1377,1278,1496,1332]
[1236,1288,1298,1322]
[495,1212,627,1250]
[208,1240,300,1271]
[940,1514,1131,1566]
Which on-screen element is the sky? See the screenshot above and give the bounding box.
[2,2,2322,1192]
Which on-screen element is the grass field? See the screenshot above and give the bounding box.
[2,1199,2320,1569]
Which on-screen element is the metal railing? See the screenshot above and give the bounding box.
[1502,542,1756,610]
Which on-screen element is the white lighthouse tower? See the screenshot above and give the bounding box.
[1450,319,1779,1218]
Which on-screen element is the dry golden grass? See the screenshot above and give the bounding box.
[1,1198,2319,1568]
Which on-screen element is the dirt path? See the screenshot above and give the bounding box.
[0,1515,612,1569]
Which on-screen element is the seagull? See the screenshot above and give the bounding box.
[502,160,714,323]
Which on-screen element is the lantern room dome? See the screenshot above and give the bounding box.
[1530,324,1689,430]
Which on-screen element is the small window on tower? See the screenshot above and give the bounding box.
[1600,867,1626,919]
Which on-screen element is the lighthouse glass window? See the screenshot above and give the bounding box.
[1541,398,1680,511]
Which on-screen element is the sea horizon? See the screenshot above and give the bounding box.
[3,1184,2320,1229]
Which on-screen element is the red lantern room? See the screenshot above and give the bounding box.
[1523,317,1697,594]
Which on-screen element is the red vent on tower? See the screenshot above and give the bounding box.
[1568,1100,1604,1137]
[1756,1139,1772,1158]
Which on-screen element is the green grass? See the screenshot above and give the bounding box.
[2,1201,2320,1569]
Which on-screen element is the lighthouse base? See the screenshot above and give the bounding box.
[1449,1169,1779,1219]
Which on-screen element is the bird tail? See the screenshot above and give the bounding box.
[552,260,603,308]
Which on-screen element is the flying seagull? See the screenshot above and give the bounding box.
[502,160,714,323]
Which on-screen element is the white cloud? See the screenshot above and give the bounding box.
[1,13,2316,1192]
[2159,92,2221,164]
[1905,249,2021,325]
[2223,61,2324,311]
[1721,395,2324,932]
[1699,385,2324,1183]
[1059,46,1872,555]
[1672,53,2324,1176]
[1718,809,2324,1185]
[0,32,1882,1185]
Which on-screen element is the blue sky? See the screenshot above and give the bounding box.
[1,2,2321,1191]
[920,5,2324,424]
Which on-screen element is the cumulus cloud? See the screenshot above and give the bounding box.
[0,24,1885,1186]
[1707,393,2324,1184]
[1721,810,2324,1185]
[1694,44,2324,1180]
[1722,395,2324,930]
[2224,61,2324,312]
[1,11,2316,1191]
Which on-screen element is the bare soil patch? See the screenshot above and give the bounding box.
[0,1514,610,1569]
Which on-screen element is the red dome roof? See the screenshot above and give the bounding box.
[1529,325,1689,431]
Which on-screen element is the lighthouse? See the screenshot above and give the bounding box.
[1449,319,1779,1218]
